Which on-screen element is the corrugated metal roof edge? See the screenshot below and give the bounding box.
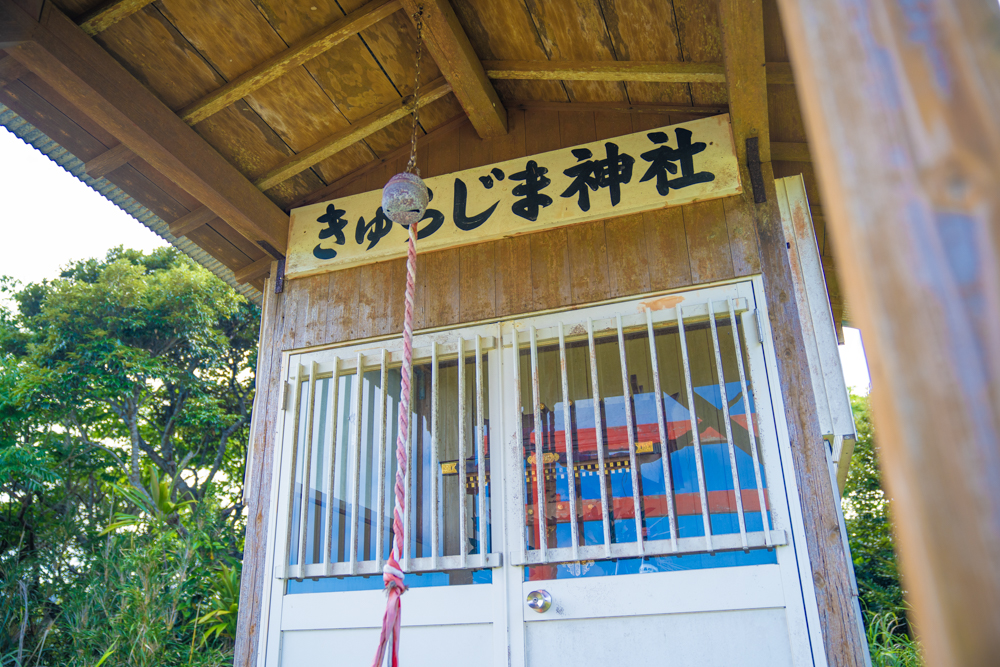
[0,102,264,306]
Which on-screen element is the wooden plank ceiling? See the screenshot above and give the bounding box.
[1,0,829,313]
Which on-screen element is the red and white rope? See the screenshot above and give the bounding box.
[371,220,418,667]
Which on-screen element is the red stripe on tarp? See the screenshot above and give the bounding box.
[530,422,694,450]
[525,490,770,523]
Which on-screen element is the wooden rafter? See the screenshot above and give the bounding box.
[254,77,451,191]
[484,60,726,83]
[78,0,155,36]
[770,141,811,162]
[718,1,866,666]
[83,143,134,178]
[0,8,37,48]
[290,113,467,209]
[177,0,402,126]
[168,207,216,238]
[483,60,797,85]
[0,1,289,255]
[399,0,506,139]
[765,62,794,84]
[233,257,272,284]
[507,100,727,116]
[0,55,27,87]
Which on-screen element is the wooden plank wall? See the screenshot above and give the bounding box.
[274,108,762,350]
[234,107,764,666]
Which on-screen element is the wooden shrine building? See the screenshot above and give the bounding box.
[2,0,998,666]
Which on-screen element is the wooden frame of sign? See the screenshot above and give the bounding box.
[287,114,741,279]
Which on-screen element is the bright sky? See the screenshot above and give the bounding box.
[0,126,871,394]
[0,128,167,287]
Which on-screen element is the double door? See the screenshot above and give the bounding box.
[258,279,823,667]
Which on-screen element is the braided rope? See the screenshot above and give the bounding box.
[371,220,418,667]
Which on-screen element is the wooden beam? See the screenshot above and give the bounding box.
[765,61,794,84]
[485,60,797,85]
[0,56,27,87]
[290,113,467,209]
[771,141,811,162]
[507,99,728,116]
[167,207,217,238]
[718,1,868,666]
[483,60,726,83]
[177,0,402,125]
[1,1,289,255]
[83,143,135,178]
[777,0,1000,664]
[399,0,506,139]
[289,100,736,209]
[254,77,451,191]
[78,0,156,36]
[0,7,37,47]
[233,256,272,284]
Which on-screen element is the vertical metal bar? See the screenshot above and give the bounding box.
[375,350,388,570]
[430,341,441,569]
[529,325,547,562]
[323,357,340,575]
[475,335,488,566]
[403,345,414,570]
[677,308,714,553]
[587,319,613,558]
[296,361,318,579]
[285,365,304,579]
[645,309,678,552]
[348,353,364,574]
[558,323,581,561]
[457,336,468,569]
[616,315,645,556]
[709,302,749,549]
[510,327,527,564]
[491,321,515,667]
[731,300,771,546]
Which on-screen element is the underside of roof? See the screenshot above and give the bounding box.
[0,0,844,329]
[0,101,263,304]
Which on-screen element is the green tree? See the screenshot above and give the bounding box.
[844,393,922,665]
[843,394,905,620]
[0,248,257,666]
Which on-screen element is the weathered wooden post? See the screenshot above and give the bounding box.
[776,0,1000,664]
[718,1,869,665]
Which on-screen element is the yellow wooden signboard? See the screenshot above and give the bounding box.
[287,114,741,279]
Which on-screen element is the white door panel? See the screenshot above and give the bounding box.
[520,564,786,621]
[280,623,494,667]
[524,609,794,667]
[281,584,494,630]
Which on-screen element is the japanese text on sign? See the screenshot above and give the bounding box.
[287,114,741,279]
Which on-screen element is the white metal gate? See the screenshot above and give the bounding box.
[257,279,825,667]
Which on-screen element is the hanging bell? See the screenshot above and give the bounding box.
[382,172,429,227]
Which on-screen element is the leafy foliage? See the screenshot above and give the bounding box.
[843,393,922,666]
[197,563,241,646]
[865,611,923,667]
[0,248,257,666]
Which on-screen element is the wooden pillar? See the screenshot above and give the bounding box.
[718,1,869,665]
[774,0,1000,665]
[235,264,286,667]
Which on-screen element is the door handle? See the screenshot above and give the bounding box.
[526,589,552,613]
